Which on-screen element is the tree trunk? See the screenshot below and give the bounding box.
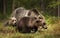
[3,0,7,15]
[58,5,60,17]
[40,0,45,13]
[12,0,15,13]
[58,0,60,17]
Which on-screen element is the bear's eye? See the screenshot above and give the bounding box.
[34,17,37,19]
[12,20,14,22]
[39,17,43,19]
[15,20,16,21]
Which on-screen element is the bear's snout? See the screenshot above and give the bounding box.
[36,20,41,23]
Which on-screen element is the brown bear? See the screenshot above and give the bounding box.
[4,17,17,27]
[4,7,47,33]
[27,8,47,29]
[34,15,47,29]
[16,17,38,33]
[16,15,47,33]
[15,8,47,33]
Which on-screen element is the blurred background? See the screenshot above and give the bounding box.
[0,0,60,38]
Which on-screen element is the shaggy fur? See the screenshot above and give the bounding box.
[16,17,38,33]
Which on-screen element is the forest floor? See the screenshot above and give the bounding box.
[0,17,60,38]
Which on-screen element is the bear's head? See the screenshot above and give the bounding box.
[9,17,17,25]
[33,15,47,29]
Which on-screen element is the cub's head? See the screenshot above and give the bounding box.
[8,17,17,25]
[33,15,47,29]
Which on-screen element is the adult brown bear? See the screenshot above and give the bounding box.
[12,7,47,33]
[4,7,47,33]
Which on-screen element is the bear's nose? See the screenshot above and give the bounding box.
[36,20,40,23]
[43,23,46,25]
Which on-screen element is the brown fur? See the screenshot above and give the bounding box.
[16,17,38,33]
[28,8,47,30]
[33,15,47,30]
[7,7,47,33]
[16,8,47,33]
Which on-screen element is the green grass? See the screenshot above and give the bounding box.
[0,17,60,38]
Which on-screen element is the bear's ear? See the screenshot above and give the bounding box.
[31,8,39,14]
[28,8,40,16]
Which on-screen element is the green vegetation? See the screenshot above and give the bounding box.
[0,0,60,19]
[0,17,60,38]
[0,0,60,38]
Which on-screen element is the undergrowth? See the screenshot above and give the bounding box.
[0,16,60,38]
